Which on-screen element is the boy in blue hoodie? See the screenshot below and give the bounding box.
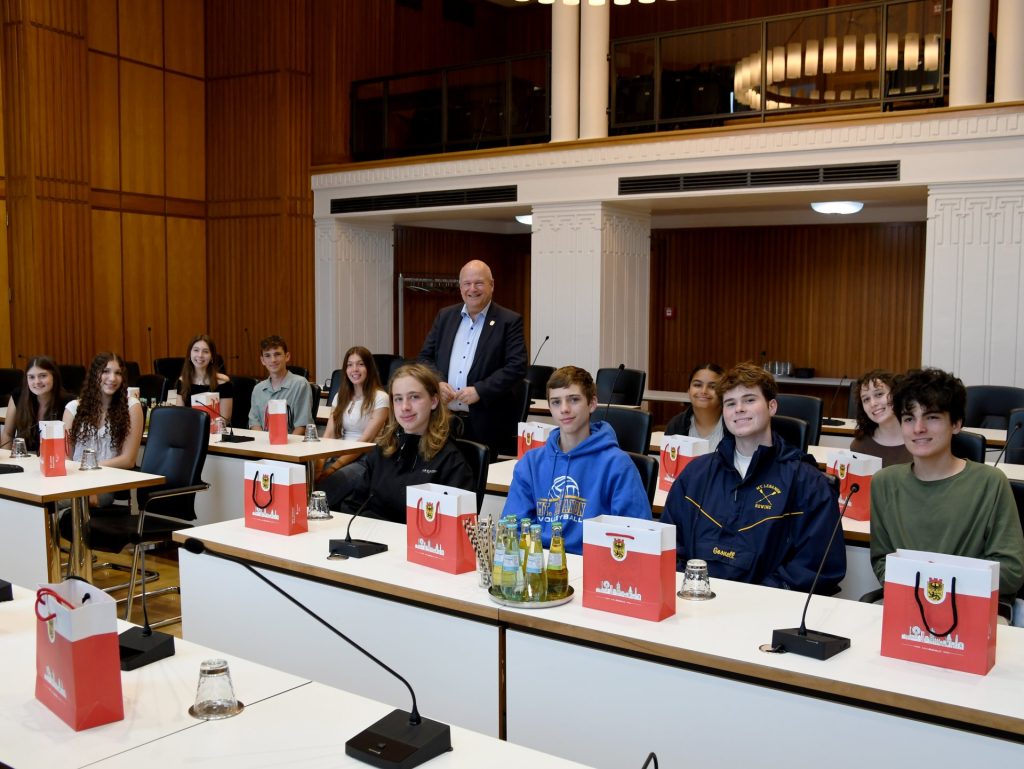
[503,365,651,555]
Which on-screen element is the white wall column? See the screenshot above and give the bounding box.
[314,217,394,384]
[579,0,609,140]
[530,203,650,376]
[948,0,990,107]
[550,2,579,143]
[995,0,1024,102]
[923,182,1024,386]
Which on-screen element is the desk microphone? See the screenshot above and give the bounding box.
[992,422,1021,467]
[531,336,550,366]
[330,492,388,558]
[770,483,859,660]
[118,546,176,670]
[603,363,626,423]
[203,405,255,443]
[822,375,848,426]
[182,538,451,768]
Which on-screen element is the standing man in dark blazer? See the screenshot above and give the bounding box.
[419,259,527,461]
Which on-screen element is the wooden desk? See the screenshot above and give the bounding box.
[0,454,163,585]
[196,429,374,524]
[175,519,1024,769]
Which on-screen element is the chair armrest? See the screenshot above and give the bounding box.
[142,482,211,504]
[859,587,884,604]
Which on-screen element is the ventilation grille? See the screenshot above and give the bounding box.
[331,185,517,214]
[618,161,900,196]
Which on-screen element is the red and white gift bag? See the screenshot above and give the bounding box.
[35,581,124,731]
[406,483,476,574]
[582,515,677,622]
[191,392,221,432]
[39,421,67,477]
[517,421,556,458]
[266,399,289,444]
[243,459,308,535]
[881,549,999,675]
[825,449,882,521]
[658,434,710,492]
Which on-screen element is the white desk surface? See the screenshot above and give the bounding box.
[0,453,163,504]
[95,680,592,769]
[0,587,308,769]
[174,518,1024,741]
[174,516,500,622]
[208,428,374,463]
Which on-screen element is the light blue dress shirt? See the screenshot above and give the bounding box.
[446,302,491,413]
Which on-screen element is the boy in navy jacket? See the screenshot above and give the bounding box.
[661,362,845,593]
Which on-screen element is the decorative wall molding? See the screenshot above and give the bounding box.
[923,182,1024,386]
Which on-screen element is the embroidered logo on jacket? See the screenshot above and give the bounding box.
[754,483,782,510]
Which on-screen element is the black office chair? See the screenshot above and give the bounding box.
[1005,408,1024,464]
[123,361,142,387]
[950,430,986,463]
[847,384,861,419]
[326,368,344,407]
[626,451,658,505]
[230,375,258,430]
[592,405,653,455]
[775,393,823,447]
[137,374,168,404]
[526,365,555,402]
[309,383,322,425]
[965,385,1024,430]
[287,365,310,380]
[454,438,490,512]
[596,367,646,407]
[61,407,210,625]
[60,364,86,396]
[0,367,23,405]
[771,414,809,454]
[372,354,402,386]
[1011,481,1024,603]
[153,357,184,381]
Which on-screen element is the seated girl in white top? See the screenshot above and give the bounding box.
[176,334,233,421]
[318,346,389,480]
[63,353,144,504]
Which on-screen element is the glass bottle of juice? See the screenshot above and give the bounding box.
[518,519,530,569]
[546,521,569,599]
[491,519,507,589]
[525,523,547,601]
[501,521,523,601]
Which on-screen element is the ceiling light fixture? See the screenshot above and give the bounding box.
[810,201,864,215]
[515,214,533,225]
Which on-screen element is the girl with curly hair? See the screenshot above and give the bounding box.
[63,352,144,470]
[176,335,233,420]
[317,363,473,522]
[850,369,911,467]
[1,356,72,453]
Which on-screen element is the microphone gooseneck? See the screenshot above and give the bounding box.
[531,335,550,367]
[345,492,375,543]
[798,482,859,635]
[992,422,1021,467]
[183,538,423,724]
[603,363,626,423]
[822,375,849,426]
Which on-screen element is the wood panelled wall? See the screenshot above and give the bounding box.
[0,25,8,366]
[205,0,313,377]
[649,223,926,395]
[393,226,531,360]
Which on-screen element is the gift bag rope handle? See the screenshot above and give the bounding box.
[913,572,959,638]
[251,470,275,510]
[415,497,441,538]
[35,587,75,622]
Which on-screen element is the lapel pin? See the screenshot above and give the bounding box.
[489,320,495,326]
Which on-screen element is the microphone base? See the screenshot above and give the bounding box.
[0,578,12,602]
[330,538,389,559]
[218,434,255,443]
[821,418,845,426]
[119,626,176,670]
[772,627,850,660]
[346,709,452,769]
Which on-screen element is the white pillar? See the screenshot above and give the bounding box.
[579,0,609,140]
[550,2,579,143]
[314,217,394,384]
[923,182,1024,386]
[530,203,650,376]
[948,0,990,107]
[995,0,1024,102]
